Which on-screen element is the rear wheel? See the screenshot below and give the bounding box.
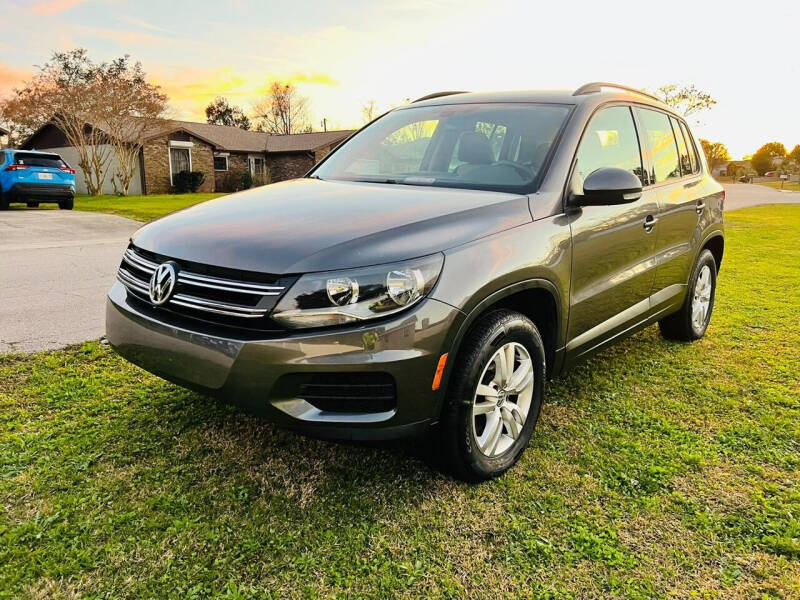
[0,193,8,211]
[59,198,74,210]
[659,249,717,341]
[439,309,546,482]
[26,202,39,208]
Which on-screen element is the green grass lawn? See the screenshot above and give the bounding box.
[753,181,800,193]
[75,193,226,222]
[1,206,799,599]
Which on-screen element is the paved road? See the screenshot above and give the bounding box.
[1,184,799,355]
[722,182,800,210]
[1,209,139,354]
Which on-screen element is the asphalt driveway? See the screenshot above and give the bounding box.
[1,183,799,355]
[0,209,139,354]
[722,182,800,210]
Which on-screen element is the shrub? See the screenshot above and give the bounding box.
[173,170,206,193]
[240,171,253,190]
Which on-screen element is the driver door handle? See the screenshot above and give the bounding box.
[643,215,658,233]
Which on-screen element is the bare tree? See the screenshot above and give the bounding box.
[653,84,717,120]
[361,100,380,124]
[253,82,310,135]
[1,49,166,196]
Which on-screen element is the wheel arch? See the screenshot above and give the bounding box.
[435,278,564,418]
[701,233,724,273]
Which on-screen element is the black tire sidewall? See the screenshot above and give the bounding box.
[444,311,546,481]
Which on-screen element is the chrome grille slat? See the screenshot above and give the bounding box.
[116,246,286,321]
[171,293,268,315]
[177,272,283,295]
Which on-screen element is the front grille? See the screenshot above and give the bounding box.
[297,373,397,413]
[116,245,294,328]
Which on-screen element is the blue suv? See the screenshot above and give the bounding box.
[0,149,76,210]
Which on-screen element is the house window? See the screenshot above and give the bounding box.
[213,155,228,171]
[250,157,265,175]
[169,147,191,184]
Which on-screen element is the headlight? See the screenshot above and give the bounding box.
[272,254,444,328]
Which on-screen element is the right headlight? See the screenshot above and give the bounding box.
[272,254,444,328]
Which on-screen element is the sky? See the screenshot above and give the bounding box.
[1,0,798,159]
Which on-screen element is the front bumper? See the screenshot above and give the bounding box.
[7,183,74,202]
[106,282,464,440]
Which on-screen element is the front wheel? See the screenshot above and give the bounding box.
[659,249,717,341]
[59,198,74,210]
[0,193,8,210]
[439,309,546,482]
[26,202,39,208]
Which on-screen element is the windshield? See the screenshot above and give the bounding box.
[313,103,572,193]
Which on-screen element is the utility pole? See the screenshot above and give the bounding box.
[321,118,327,132]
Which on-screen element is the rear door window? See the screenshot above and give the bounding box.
[635,108,681,183]
[13,153,66,168]
[574,105,645,187]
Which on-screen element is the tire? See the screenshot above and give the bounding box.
[59,198,74,210]
[659,249,717,341]
[0,193,8,211]
[439,309,546,482]
[26,202,39,208]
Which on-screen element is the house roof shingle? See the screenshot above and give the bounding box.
[144,119,353,154]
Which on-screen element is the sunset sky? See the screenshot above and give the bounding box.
[1,0,798,159]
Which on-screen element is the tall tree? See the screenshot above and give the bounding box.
[654,84,716,120]
[253,82,310,135]
[102,57,167,195]
[788,144,800,164]
[205,96,251,130]
[699,139,731,173]
[751,142,787,175]
[1,49,166,196]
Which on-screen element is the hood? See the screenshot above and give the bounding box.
[131,178,531,274]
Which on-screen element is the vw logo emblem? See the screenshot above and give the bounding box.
[149,262,178,306]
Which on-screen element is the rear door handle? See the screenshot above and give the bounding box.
[696,201,705,215]
[644,215,658,233]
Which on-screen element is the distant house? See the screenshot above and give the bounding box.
[20,119,353,195]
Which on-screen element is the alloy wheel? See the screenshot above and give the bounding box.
[691,265,712,330]
[471,342,534,457]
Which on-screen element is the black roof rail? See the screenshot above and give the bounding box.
[412,91,469,103]
[573,82,662,103]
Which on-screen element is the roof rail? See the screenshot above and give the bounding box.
[412,91,469,103]
[573,82,662,103]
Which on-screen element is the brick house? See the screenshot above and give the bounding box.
[20,119,353,195]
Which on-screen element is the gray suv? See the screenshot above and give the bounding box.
[107,83,724,481]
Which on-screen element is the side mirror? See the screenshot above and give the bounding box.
[570,167,643,207]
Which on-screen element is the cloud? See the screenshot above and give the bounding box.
[291,72,339,86]
[0,61,30,96]
[32,0,86,16]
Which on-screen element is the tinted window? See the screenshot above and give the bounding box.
[671,117,692,176]
[679,121,699,173]
[575,106,644,187]
[313,103,571,193]
[636,108,681,183]
[13,152,65,168]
